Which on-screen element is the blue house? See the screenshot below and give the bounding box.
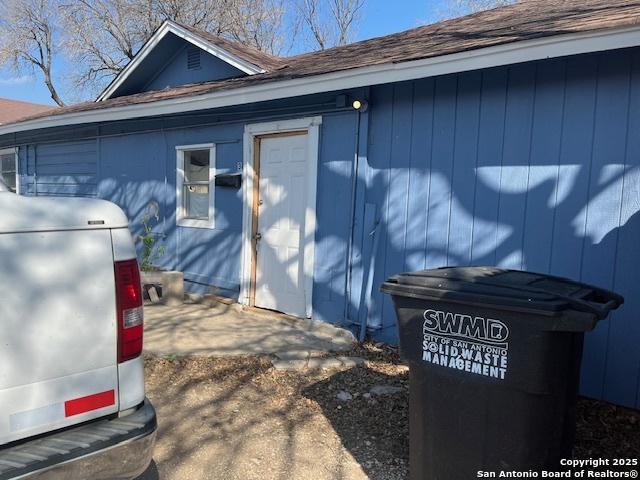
[2,0,640,408]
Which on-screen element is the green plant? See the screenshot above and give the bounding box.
[139,202,166,272]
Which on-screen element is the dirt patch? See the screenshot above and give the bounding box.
[575,397,640,459]
[138,343,638,480]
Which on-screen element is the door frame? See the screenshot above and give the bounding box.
[239,116,322,318]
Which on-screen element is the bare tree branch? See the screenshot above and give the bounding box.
[296,0,365,51]
[439,0,517,19]
[0,0,66,106]
[226,0,287,54]
[296,0,365,50]
[59,0,287,95]
[330,0,365,47]
[297,0,327,50]
[0,0,367,103]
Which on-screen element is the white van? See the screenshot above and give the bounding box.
[0,182,156,479]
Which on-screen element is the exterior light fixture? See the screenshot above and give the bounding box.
[352,99,368,111]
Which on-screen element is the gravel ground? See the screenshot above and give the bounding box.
[138,343,639,479]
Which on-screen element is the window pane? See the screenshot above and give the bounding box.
[0,154,16,192]
[1,172,16,192]
[184,184,209,219]
[184,150,209,182]
[1,154,15,173]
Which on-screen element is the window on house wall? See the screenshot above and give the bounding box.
[0,148,18,193]
[176,144,216,228]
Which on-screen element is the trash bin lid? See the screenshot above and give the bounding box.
[381,267,623,319]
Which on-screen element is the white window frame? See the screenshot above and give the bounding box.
[175,143,216,229]
[0,147,19,194]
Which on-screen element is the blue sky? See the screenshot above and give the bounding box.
[0,0,444,106]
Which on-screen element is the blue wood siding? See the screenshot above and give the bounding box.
[76,114,356,303]
[313,112,358,323]
[96,123,246,295]
[166,125,245,294]
[10,47,640,408]
[143,44,244,93]
[23,140,97,197]
[363,48,640,408]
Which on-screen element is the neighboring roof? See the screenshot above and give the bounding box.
[0,98,56,125]
[97,20,285,101]
[3,0,640,135]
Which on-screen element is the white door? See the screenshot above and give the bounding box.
[254,133,309,317]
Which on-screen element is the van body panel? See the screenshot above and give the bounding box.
[110,227,137,262]
[117,357,145,411]
[0,366,119,445]
[0,193,128,233]
[0,228,119,444]
[0,192,154,478]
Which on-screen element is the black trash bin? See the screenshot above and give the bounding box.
[381,267,623,480]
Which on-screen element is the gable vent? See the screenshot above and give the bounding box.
[187,47,201,70]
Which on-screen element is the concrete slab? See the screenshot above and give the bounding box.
[316,357,365,369]
[274,351,310,360]
[143,299,356,357]
[271,359,309,371]
[336,356,365,368]
[272,355,365,371]
[161,271,184,306]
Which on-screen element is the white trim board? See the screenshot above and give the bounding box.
[239,116,322,318]
[97,20,264,102]
[3,24,640,136]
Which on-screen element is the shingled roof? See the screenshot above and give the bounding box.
[177,23,285,72]
[3,0,640,130]
[0,98,56,125]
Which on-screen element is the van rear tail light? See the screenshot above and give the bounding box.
[114,259,143,363]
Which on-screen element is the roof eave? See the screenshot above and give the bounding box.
[4,23,640,138]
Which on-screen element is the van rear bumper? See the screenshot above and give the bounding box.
[0,399,156,480]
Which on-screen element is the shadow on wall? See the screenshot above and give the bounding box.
[96,110,639,408]
[367,150,640,406]
[82,51,640,407]
[346,55,640,407]
[98,174,243,298]
[96,127,245,297]
[94,113,358,311]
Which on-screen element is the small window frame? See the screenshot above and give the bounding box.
[176,143,216,229]
[0,147,19,194]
